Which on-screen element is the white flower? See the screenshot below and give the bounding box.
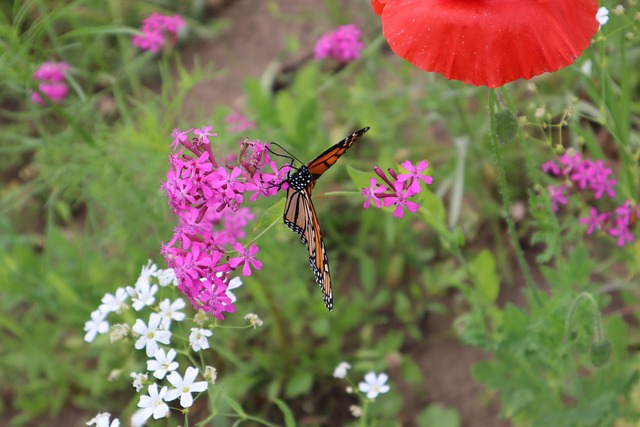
[99,287,129,313]
[158,298,186,329]
[189,328,212,351]
[137,260,158,287]
[147,348,179,380]
[132,313,171,357]
[226,277,242,303]
[84,309,109,342]
[126,279,158,312]
[358,372,390,399]
[333,362,351,379]
[87,412,120,427]
[130,409,147,427]
[130,372,147,392]
[137,384,170,421]
[165,367,208,408]
[596,7,609,26]
[244,313,263,329]
[155,268,177,287]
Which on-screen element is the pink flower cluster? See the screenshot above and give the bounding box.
[161,126,287,319]
[31,61,70,105]
[542,152,637,247]
[132,13,185,53]
[314,24,365,64]
[362,160,433,218]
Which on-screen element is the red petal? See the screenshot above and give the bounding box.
[379,0,599,87]
[371,0,387,16]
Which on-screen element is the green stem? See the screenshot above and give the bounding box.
[487,89,541,306]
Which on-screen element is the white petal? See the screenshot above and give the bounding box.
[180,392,194,408]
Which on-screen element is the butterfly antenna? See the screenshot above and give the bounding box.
[268,142,303,166]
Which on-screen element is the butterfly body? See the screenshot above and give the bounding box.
[282,127,370,311]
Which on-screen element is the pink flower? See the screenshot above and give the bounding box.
[132,13,185,52]
[161,127,277,320]
[592,177,616,200]
[383,180,420,218]
[228,243,262,276]
[608,219,635,247]
[31,61,70,105]
[32,62,69,81]
[362,178,385,209]
[314,24,365,63]
[31,83,69,105]
[569,160,592,189]
[397,160,433,193]
[579,207,608,235]
[559,152,582,175]
[541,160,561,176]
[548,184,568,212]
[200,280,234,319]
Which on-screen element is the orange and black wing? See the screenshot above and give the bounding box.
[306,127,370,189]
[283,187,333,310]
[282,126,369,310]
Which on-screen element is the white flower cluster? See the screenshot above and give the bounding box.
[84,260,258,425]
[331,361,391,419]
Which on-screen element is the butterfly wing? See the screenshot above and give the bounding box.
[283,186,333,310]
[282,126,369,311]
[306,127,370,190]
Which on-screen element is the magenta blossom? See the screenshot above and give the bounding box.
[548,184,568,212]
[314,24,365,64]
[579,207,609,235]
[363,161,432,217]
[228,243,262,276]
[161,126,279,319]
[362,178,385,209]
[132,13,185,53]
[397,160,433,193]
[33,62,69,81]
[543,153,636,246]
[384,180,420,218]
[31,61,70,105]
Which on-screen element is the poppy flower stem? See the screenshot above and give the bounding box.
[488,89,541,307]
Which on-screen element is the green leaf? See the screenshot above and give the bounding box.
[346,164,373,192]
[223,395,247,417]
[399,358,423,385]
[253,199,284,236]
[469,250,499,304]
[272,397,296,427]
[285,370,314,398]
[417,404,461,427]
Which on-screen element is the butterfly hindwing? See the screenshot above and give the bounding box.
[284,186,333,310]
[282,127,369,311]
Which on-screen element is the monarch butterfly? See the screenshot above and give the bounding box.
[281,127,370,311]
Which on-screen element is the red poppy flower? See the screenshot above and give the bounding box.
[371,0,599,87]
